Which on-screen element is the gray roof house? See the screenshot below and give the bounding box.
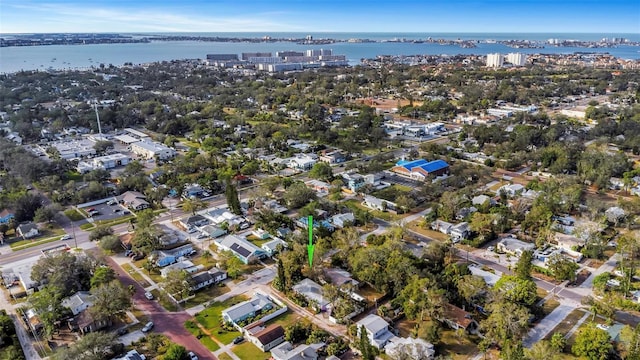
[221,292,274,325]
[497,236,535,257]
[17,223,39,239]
[62,291,94,316]
[271,341,323,360]
[292,279,330,312]
[261,237,287,257]
[356,314,394,350]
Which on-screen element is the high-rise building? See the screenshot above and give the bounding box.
[506,53,527,66]
[486,53,503,68]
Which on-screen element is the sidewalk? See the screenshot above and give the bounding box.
[524,302,574,347]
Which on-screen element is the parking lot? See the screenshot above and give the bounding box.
[384,172,422,188]
[80,201,131,222]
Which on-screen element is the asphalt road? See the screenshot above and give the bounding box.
[106,255,216,360]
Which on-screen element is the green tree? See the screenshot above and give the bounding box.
[28,286,67,338]
[224,254,244,279]
[514,250,533,280]
[457,274,488,305]
[524,340,560,360]
[90,267,116,289]
[547,254,579,281]
[181,197,206,215]
[225,182,242,215]
[89,281,133,323]
[51,331,117,360]
[494,275,538,307]
[308,162,334,181]
[283,182,317,209]
[89,225,114,241]
[98,235,122,253]
[273,258,287,291]
[502,339,525,360]
[33,205,58,223]
[359,325,376,360]
[480,300,531,346]
[620,324,640,360]
[31,251,96,297]
[162,269,193,301]
[162,343,189,360]
[572,324,613,360]
[550,332,566,352]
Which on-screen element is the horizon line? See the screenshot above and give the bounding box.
[2,31,639,35]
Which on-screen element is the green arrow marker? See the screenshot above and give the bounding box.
[307,215,315,268]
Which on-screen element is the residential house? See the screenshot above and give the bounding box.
[305,180,331,196]
[119,191,149,210]
[180,214,209,229]
[0,209,14,224]
[497,236,535,257]
[288,154,317,170]
[605,206,626,224]
[261,237,287,257]
[73,310,112,335]
[292,279,330,312]
[215,235,266,264]
[450,222,471,242]
[208,267,228,283]
[331,212,355,228]
[201,225,227,239]
[554,232,585,252]
[221,292,274,325]
[391,159,449,180]
[385,337,435,360]
[440,303,479,334]
[160,260,201,278]
[363,195,395,212]
[342,173,366,193]
[190,272,215,291]
[245,323,286,351]
[324,268,360,289]
[472,195,494,207]
[431,220,453,235]
[182,183,209,199]
[319,150,347,164]
[62,291,94,316]
[150,244,194,267]
[456,207,477,220]
[271,341,322,360]
[356,314,394,350]
[16,223,39,239]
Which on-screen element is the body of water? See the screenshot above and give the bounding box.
[1,32,639,74]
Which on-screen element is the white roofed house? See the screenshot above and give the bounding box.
[214,235,266,264]
[331,212,355,228]
[261,237,287,257]
[356,314,394,350]
[62,291,94,316]
[497,236,535,257]
[288,154,317,171]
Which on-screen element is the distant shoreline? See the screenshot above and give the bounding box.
[2,33,638,49]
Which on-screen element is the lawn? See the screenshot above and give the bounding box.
[232,342,270,360]
[246,234,271,247]
[64,208,85,221]
[150,289,179,312]
[217,354,233,360]
[264,310,299,328]
[542,298,561,316]
[343,199,398,222]
[9,235,62,250]
[121,264,151,288]
[80,223,95,230]
[371,184,412,201]
[184,284,231,309]
[439,329,481,360]
[544,309,588,339]
[200,336,221,352]
[406,221,450,242]
[193,295,247,344]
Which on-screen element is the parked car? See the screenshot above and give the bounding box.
[113,208,121,213]
[107,200,116,205]
[123,211,131,215]
[233,336,244,344]
[144,292,154,300]
[61,234,72,241]
[116,327,128,336]
[188,352,199,360]
[141,322,154,333]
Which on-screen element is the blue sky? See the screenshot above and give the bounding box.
[1,0,638,33]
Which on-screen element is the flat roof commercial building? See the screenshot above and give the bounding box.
[131,140,177,160]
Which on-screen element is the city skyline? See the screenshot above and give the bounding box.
[1,0,638,34]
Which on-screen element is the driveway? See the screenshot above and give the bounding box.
[106,257,217,360]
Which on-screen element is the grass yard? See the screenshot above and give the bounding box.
[80,223,95,230]
[121,264,151,288]
[217,354,233,360]
[184,284,231,309]
[64,208,85,221]
[246,234,271,247]
[232,342,270,360]
[544,309,588,340]
[439,329,481,360]
[343,199,398,222]
[9,235,62,250]
[150,289,179,312]
[194,295,247,344]
[542,298,561,316]
[200,336,221,352]
[264,310,299,328]
[406,221,450,242]
[371,184,412,202]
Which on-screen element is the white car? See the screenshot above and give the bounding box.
[596,324,610,331]
[188,352,199,360]
[141,321,154,333]
[61,234,72,241]
[144,292,154,300]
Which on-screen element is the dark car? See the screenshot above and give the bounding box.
[233,336,244,344]
[116,328,128,336]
